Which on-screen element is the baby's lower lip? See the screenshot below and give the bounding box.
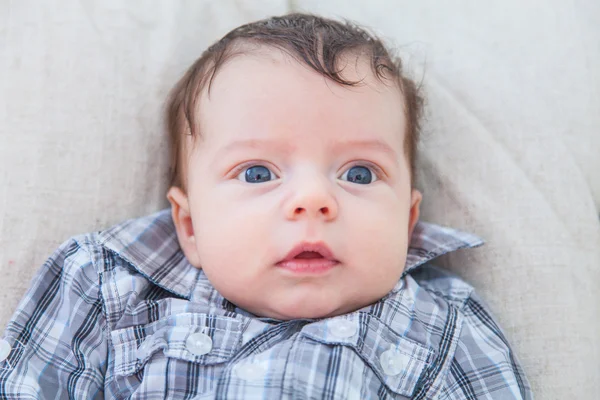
[276,259,339,274]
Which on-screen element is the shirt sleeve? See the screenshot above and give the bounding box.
[438,291,534,400]
[0,238,107,399]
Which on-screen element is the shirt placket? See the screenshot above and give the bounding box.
[212,320,306,399]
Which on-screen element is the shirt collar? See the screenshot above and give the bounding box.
[402,220,484,277]
[98,208,484,299]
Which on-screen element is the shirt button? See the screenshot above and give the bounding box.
[0,339,11,362]
[136,339,153,360]
[234,360,268,381]
[379,346,407,376]
[328,319,357,339]
[186,332,212,356]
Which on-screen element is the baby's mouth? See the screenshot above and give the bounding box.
[276,241,339,274]
[294,251,324,259]
[277,248,338,274]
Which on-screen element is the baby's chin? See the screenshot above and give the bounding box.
[235,296,371,321]
[219,278,397,320]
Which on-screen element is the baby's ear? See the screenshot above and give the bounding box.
[167,187,202,268]
[408,189,422,238]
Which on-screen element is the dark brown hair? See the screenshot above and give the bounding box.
[167,13,423,190]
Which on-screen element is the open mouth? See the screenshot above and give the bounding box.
[277,246,339,274]
[294,251,324,259]
[276,241,339,274]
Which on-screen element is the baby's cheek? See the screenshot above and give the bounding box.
[195,210,262,257]
[357,221,408,275]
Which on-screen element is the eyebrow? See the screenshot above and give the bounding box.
[334,139,399,165]
[217,138,399,165]
[217,139,294,159]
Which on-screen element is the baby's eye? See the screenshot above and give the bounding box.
[236,165,278,183]
[339,165,379,184]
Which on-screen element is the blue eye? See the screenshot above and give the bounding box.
[236,165,278,183]
[340,165,378,184]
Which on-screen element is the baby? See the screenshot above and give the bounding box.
[0,13,532,399]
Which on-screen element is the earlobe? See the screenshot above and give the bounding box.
[167,186,202,267]
[408,189,422,238]
[167,186,193,237]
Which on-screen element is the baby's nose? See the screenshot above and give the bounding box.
[290,204,333,219]
[284,175,338,221]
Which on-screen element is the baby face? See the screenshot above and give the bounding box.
[168,49,421,320]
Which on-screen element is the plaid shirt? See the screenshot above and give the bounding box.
[0,209,532,399]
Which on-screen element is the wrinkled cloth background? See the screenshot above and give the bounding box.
[1,1,599,398]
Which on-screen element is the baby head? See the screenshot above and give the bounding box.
[166,13,424,320]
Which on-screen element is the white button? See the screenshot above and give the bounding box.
[186,333,212,356]
[379,346,407,376]
[234,360,268,381]
[136,339,153,360]
[328,319,357,339]
[0,339,11,362]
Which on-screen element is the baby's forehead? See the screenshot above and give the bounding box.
[205,44,403,99]
[200,57,404,134]
[202,50,403,118]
